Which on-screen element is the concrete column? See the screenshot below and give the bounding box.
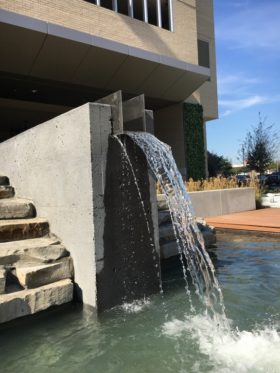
[154,104,187,179]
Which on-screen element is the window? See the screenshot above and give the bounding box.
[86,0,174,32]
[198,39,210,68]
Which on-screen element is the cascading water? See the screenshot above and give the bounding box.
[126,131,227,324]
[123,131,280,373]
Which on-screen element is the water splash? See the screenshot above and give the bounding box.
[121,298,151,314]
[163,314,280,373]
[127,131,227,326]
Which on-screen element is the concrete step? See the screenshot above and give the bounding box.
[160,230,216,260]
[159,223,175,242]
[0,268,6,294]
[0,176,9,186]
[160,240,179,259]
[0,236,69,265]
[16,257,73,289]
[0,186,15,199]
[157,194,168,210]
[158,209,171,225]
[0,278,73,324]
[0,218,49,242]
[0,198,36,219]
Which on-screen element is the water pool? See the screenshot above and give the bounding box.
[0,232,280,373]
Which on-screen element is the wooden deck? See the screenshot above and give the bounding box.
[205,208,280,233]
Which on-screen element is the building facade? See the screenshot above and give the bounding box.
[0,0,218,179]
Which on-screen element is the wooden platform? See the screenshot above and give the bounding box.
[205,208,280,233]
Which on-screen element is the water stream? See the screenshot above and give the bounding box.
[127,131,227,324]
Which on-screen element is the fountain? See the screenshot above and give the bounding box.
[0,92,280,372]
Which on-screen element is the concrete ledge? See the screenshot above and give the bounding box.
[188,188,256,218]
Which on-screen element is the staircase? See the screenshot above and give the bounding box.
[0,175,73,324]
[157,194,216,259]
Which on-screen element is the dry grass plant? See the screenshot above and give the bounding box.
[156,177,262,206]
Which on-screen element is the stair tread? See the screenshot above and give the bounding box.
[0,279,73,324]
[159,223,174,239]
[0,198,33,205]
[0,218,47,227]
[0,198,36,219]
[0,236,60,250]
[160,239,177,247]
[158,209,171,225]
[16,257,73,288]
[0,278,72,301]
[0,186,14,199]
[0,218,49,243]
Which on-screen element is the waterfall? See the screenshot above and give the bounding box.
[126,131,228,326]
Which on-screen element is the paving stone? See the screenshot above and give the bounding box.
[0,198,36,219]
[0,176,9,186]
[0,279,73,324]
[16,257,73,289]
[0,186,15,199]
[0,269,6,294]
[0,218,49,242]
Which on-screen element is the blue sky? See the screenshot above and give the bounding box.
[207,0,280,164]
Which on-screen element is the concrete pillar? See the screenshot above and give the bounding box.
[154,103,187,179]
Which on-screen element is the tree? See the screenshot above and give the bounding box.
[239,114,279,175]
[207,151,232,177]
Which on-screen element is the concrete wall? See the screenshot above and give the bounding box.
[0,102,160,310]
[0,0,199,64]
[0,103,109,308]
[154,103,186,178]
[189,188,256,218]
[196,0,218,121]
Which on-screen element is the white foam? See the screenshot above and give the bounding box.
[121,298,151,313]
[163,314,280,373]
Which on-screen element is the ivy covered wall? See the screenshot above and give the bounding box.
[183,103,206,180]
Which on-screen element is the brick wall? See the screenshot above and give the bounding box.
[0,0,199,64]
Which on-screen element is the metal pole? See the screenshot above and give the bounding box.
[168,0,174,31]
[128,0,134,18]
[96,0,100,6]
[112,0,118,12]
[156,0,162,28]
[143,0,148,23]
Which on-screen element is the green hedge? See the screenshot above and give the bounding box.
[183,103,206,180]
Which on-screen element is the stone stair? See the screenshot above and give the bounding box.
[157,194,216,259]
[0,175,73,324]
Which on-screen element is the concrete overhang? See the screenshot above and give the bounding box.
[0,9,210,103]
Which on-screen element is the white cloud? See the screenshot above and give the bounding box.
[218,74,260,96]
[215,2,280,50]
[219,95,280,117]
